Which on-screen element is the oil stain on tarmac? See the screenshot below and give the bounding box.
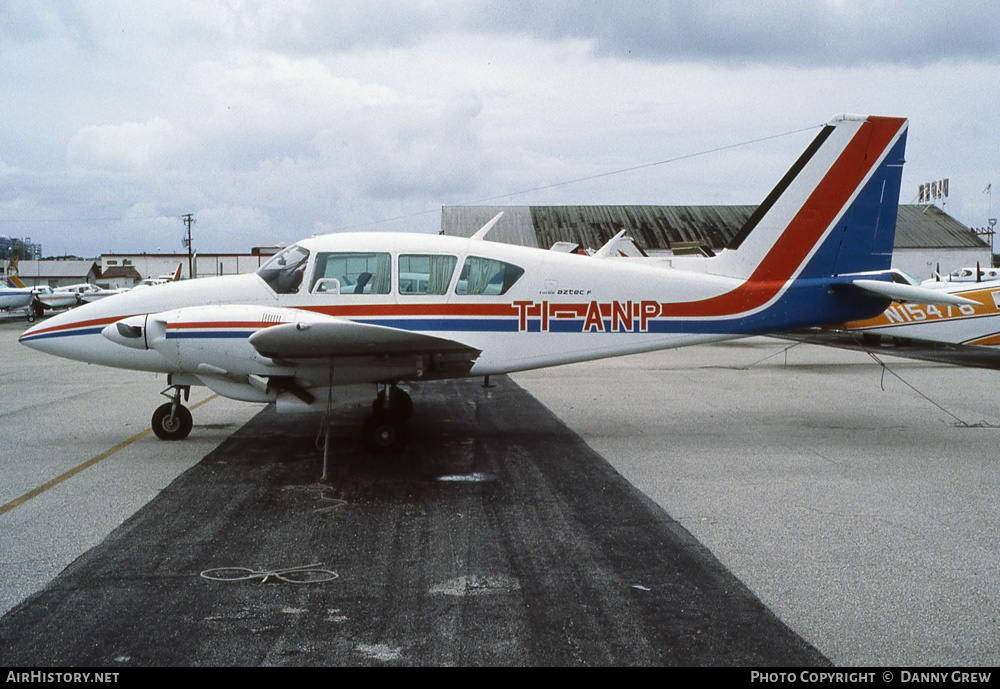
[0,377,828,666]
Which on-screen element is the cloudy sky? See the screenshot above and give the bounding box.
[2,1,998,257]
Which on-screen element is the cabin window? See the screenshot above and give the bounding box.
[455,256,525,296]
[256,244,310,294]
[398,254,457,295]
[310,252,391,295]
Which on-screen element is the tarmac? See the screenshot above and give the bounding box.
[1,314,998,666]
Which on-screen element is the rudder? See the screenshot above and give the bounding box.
[710,115,909,282]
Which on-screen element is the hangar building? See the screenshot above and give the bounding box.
[441,204,991,281]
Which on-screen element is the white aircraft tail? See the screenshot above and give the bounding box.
[709,114,908,283]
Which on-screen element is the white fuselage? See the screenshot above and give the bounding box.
[0,285,34,310]
[21,235,754,379]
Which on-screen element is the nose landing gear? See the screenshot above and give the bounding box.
[152,384,193,440]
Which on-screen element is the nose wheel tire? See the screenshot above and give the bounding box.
[151,402,193,440]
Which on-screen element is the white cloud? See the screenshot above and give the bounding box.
[66,118,191,171]
[0,2,997,257]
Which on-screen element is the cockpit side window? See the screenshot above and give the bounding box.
[310,252,391,295]
[256,245,310,294]
[398,254,457,295]
[455,256,525,295]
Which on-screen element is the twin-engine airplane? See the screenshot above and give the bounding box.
[20,114,973,452]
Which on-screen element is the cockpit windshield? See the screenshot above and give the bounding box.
[256,245,310,294]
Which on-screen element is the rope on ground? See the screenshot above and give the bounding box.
[740,332,819,369]
[855,336,1000,429]
[745,330,999,428]
[311,487,348,514]
[315,360,336,482]
[200,563,340,584]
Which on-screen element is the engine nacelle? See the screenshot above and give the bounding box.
[102,315,166,350]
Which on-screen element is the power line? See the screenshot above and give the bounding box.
[461,124,824,206]
[325,123,824,232]
[0,122,823,233]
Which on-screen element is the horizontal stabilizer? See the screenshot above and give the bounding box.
[851,279,980,307]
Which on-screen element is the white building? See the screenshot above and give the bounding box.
[100,247,281,281]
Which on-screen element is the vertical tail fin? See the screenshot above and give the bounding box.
[711,114,908,281]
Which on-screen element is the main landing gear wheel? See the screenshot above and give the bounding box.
[361,413,408,454]
[372,386,413,420]
[362,385,412,454]
[152,402,193,440]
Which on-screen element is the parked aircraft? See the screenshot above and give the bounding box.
[134,264,184,288]
[1,277,66,320]
[33,286,80,311]
[925,263,1000,284]
[21,114,969,451]
[842,278,1000,347]
[56,283,131,303]
[1,282,36,320]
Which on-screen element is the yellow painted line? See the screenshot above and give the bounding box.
[0,394,219,516]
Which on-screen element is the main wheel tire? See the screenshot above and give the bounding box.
[372,387,413,420]
[151,403,193,441]
[388,387,413,420]
[361,414,407,454]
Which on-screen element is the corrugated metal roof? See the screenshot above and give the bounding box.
[893,205,986,248]
[440,206,538,247]
[442,204,987,252]
[528,205,756,251]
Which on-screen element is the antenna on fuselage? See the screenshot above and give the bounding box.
[593,229,628,258]
[470,212,505,241]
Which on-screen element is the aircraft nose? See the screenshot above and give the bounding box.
[19,322,41,347]
[18,309,104,360]
[19,318,65,354]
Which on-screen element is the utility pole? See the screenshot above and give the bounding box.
[182,213,195,279]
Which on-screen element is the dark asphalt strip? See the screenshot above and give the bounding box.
[0,376,828,666]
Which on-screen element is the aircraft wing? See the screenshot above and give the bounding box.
[98,304,482,384]
[776,329,1000,371]
[248,317,480,373]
